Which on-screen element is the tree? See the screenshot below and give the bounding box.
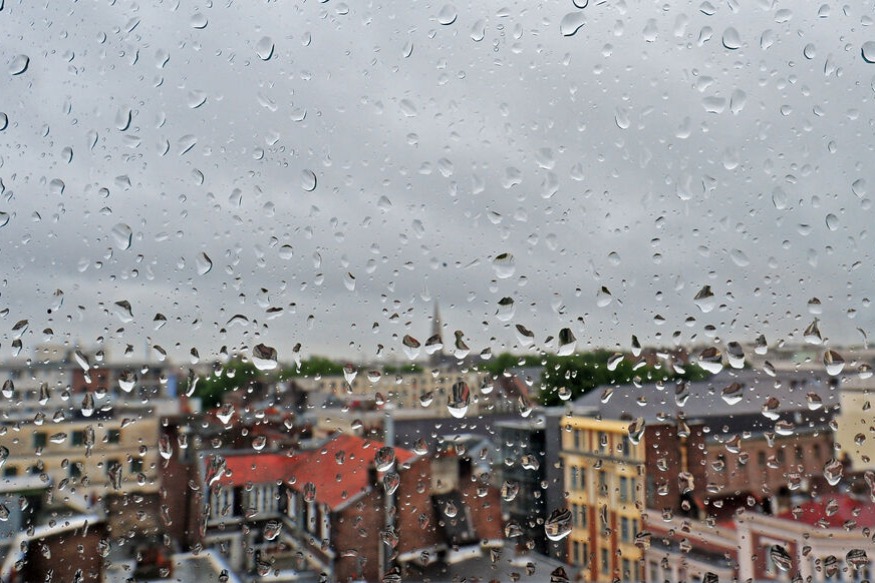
[193,359,259,409]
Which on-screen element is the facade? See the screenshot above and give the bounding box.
[199,432,504,581]
[835,376,875,471]
[561,415,646,583]
[643,493,875,583]
[496,414,565,559]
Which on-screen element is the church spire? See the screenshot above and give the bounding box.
[428,302,445,366]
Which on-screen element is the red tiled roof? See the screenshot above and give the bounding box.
[286,434,417,511]
[778,495,875,529]
[217,452,295,487]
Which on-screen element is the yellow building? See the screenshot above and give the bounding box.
[561,414,645,583]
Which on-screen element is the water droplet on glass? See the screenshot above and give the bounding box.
[402,41,414,58]
[437,4,457,25]
[825,213,839,231]
[0,112,7,131]
[545,508,573,541]
[111,223,133,250]
[726,342,745,369]
[252,436,267,451]
[256,37,275,60]
[9,54,29,75]
[722,27,741,49]
[694,285,715,313]
[190,13,208,29]
[560,12,586,36]
[402,335,421,360]
[627,418,646,445]
[717,382,744,406]
[264,520,282,541]
[824,458,843,486]
[496,297,515,322]
[697,347,724,374]
[470,19,486,41]
[863,41,875,63]
[301,169,317,192]
[607,353,625,372]
[557,328,576,356]
[447,381,470,418]
[823,350,844,376]
[501,481,519,501]
[804,319,823,345]
[303,482,316,502]
[196,252,213,275]
[596,286,613,307]
[847,549,868,572]
[383,472,400,494]
[252,343,278,371]
[159,435,173,460]
[492,253,516,278]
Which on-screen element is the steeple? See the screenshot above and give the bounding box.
[428,302,445,366]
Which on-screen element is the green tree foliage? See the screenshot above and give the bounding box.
[484,350,709,407]
[193,359,259,409]
[279,356,344,378]
[481,352,543,376]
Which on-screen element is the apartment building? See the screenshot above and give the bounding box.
[561,415,646,583]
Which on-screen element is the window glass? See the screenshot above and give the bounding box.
[3,1,875,582]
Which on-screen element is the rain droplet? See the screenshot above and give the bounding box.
[402,335,421,360]
[495,297,515,322]
[9,54,29,76]
[557,328,576,356]
[256,37,275,61]
[823,458,843,486]
[722,27,741,49]
[627,418,646,445]
[437,4,457,25]
[694,285,715,313]
[823,350,844,375]
[697,347,724,374]
[803,319,823,345]
[544,508,573,541]
[301,169,317,192]
[196,252,213,275]
[252,343,278,371]
[190,13,208,29]
[252,436,267,451]
[492,253,516,278]
[111,223,133,250]
[470,19,486,41]
[560,12,586,36]
[303,482,316,502]
[375,447,395,472]
[596,286,613,307]
[264,520,281,541]
[0,113,7,131]
[447,381,471,418]
[863,41,875,64]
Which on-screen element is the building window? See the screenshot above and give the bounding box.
[210,487,234,521]
[795,445,804,463]
[72,431,84,446]
[621,517,630,543]
[69,462,82,478]
[598,471,608,497]
[4,466,18,477]
[758,451,767,468]
[107,429,121,444]
[598,432,608,453]
[571,466,580,490]
[33,432,47,448]
[130,458,143,473]
[601,548,610,575]
[619,476,629,502]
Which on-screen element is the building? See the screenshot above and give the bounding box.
[835,375,875,471]
[197,432,504,581]
[496,413,565,559]
[561,415,646,583]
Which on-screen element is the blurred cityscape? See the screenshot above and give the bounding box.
[1,318,874,583]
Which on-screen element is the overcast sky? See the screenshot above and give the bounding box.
[2,0,875,366]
